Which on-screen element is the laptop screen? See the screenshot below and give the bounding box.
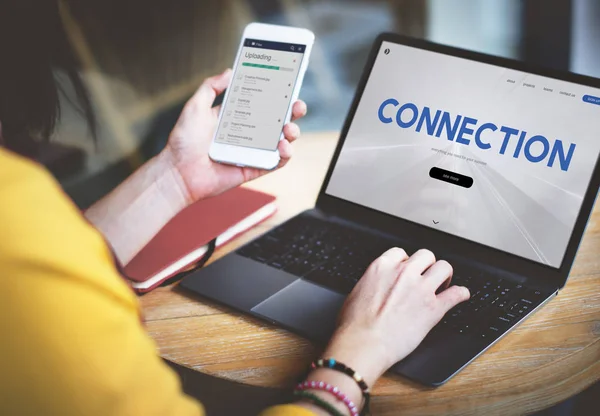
[325,41,600,268]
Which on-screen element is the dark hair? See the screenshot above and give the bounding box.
[0,0,96,156]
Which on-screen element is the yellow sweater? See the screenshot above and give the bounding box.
[0,148,312,416]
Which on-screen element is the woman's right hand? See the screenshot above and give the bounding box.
[322,247,471,387]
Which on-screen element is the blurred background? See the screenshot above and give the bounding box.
[51,0,600,209]
[35,1,599,413]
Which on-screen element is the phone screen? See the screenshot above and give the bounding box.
[215,38,306,151]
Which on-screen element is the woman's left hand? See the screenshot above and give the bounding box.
[164,69,307,204]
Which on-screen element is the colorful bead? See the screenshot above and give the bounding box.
[312,358,370,394]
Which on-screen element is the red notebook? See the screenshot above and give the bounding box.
[124,187,277,293]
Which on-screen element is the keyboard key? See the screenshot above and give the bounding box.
[489,296,500,305]
[487,325,502,336]
[254,254,269,263]
[519,304,530,313]
[457,324,472,335]
[483,326,502,339]
[496,316,513,326]
[525,289,545,300]
[267,260,284,269]
[283,260,315,276]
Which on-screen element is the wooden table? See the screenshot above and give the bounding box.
[141,132,600,415]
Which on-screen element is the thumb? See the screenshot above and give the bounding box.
[437,285,470,314]
[192,69,232,110]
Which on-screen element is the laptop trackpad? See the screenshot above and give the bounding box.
[251,279,346,344]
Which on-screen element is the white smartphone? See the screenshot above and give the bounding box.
[209,23,315,170]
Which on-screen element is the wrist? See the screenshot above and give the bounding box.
[323,327,392,388]
[156,147,195,208]
[83,148,194,265]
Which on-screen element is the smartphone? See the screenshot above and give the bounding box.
[209,23,315,170]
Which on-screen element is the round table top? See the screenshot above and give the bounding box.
[141,132,600,415]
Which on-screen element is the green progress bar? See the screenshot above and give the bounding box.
[243,62,280,70]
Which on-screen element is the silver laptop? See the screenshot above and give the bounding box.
[182,33,600,386]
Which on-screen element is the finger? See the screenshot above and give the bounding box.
[359,247,408,293]
[422,260,453,291]
[404,248,436,275]
[192,69,232,111]
[291,100,307,121]
[283,123,301,143]
[437,285,470,313]
[379,247,409,262]
[366,247,408,282]
[240,166,265,182]
[277,139,293,168]
[435,277,452,295]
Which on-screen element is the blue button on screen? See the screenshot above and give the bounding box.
[583,95,600,105]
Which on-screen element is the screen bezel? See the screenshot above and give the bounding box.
[316,33,600,289]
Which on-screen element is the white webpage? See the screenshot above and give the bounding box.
[215,39,305,151]
[326,41,600,267]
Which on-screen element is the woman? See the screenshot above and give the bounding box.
[0,2,470,415]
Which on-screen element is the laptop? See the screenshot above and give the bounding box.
[181,33,600,386]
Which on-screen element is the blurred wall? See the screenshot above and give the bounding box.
[571,0,600,77]
[426,0,522,58]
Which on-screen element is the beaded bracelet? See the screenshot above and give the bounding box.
[293,390,346,416]
[311,358,371,415]
[312,359,370,393]
[296,380,359,416]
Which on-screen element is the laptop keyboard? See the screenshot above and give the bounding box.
[237,216,548,341]
[238,216,399,294]
[436,274,546,341]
